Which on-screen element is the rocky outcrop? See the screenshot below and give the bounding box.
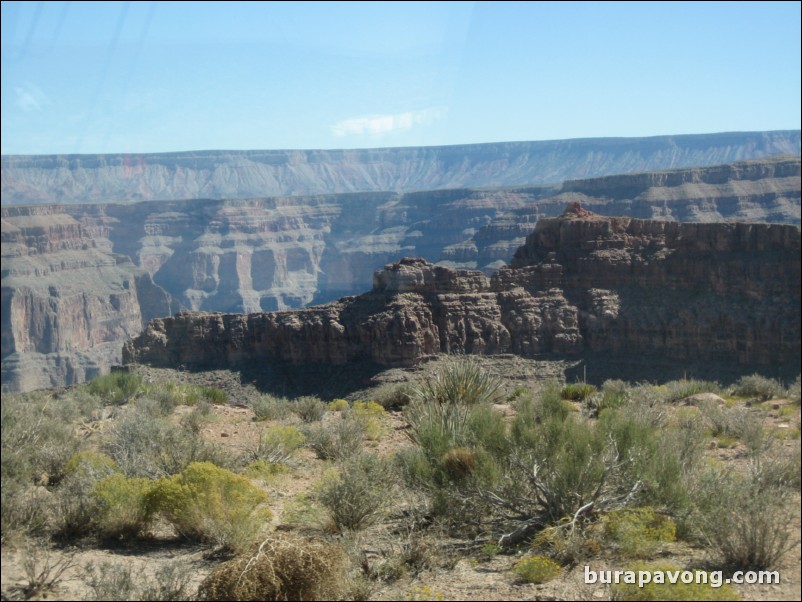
[3,131,799,205]
[124,208,801,378]
[1,207,176,392]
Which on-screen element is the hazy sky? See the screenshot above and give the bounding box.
[2,1,800,155]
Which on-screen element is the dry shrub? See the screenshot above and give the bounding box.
[197,533,348,601]
[441,447,477,480]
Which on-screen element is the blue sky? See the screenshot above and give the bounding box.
[2,1,800,155]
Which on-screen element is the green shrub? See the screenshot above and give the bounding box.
[513,555,560,584]
[603,507,676,558]
[83,560,194,601]
[373,382,415,409]
[148,462,271,553]
[64,451,119,479]
[248,425,306,465]
[611,562,739,600]
[693,467,796,570]
[413,357,503,407]
[662,379,721,403]
[88,371,143,405]
[294,396,326,422]
[561,382,597,401]
[103,405,231,478]
[305,415,365,461]
[317,453,391,531]
[94,474,154,540]
[197,534,348,601]
[199,386,228,405]
[329,398,350,412]
[789,375,801,403]
[251,394,292,421]
[732,374,784,400]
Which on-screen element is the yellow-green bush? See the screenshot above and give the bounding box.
[94,474,154,540]
[64,451,119,478]
[513,555,561,584]
[253,425,306,464]
[611,562,739,600]
[329,398,350,412]
[197,534,348,601]
[603,507,676,558]
[149,462,271,553]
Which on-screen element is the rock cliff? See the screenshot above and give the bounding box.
[1,207,176,391]
[4,156,800,391]
[3,131,799,204]
[123,206,801,379]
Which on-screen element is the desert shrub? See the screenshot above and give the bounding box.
[329,398,350,412]
[148,462,270,553]
[1,392,84,487]
[351,400,388,441]
[0,481,52,539]
[305,415,365,461]
[199,386,228,405]
[103,405,231,478]
[732,374,784,400]
[64,451,119,477]
[513,555,560,584]
[251,394,292,421]
[83,560,194,601]
[603,507,676,558]
[561,382,597,401]
[88,371,143,405]
[197,533,348,601]
[662,379,721,403]
[698,399,766,452]
[17,544,76,600]
[247,425,306,465]
[531,522,603,565]
[294,395,326,422]
[317,453,392,531]
[93,474,154,540]
[588,379,630,415]
[373,382,415,409]
[691,463,797,569]
[610,562,739,601]
[413,357,504,408]
[441,447,478,481]
[789,375,801,403]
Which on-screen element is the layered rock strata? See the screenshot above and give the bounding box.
[124,206,801,376]
[1,208,175,391]
[3,131,799,205]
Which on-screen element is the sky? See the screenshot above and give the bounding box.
[1,1,800,155]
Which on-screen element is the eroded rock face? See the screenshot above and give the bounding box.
[1,207,175,392]
[4,156,801,391]
[123,207,801,376]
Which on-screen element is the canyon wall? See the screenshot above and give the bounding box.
[124,205,801,380]
[3,131,799,205]
[3,156,800,391]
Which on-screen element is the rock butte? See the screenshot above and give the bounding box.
[123,203,801,380]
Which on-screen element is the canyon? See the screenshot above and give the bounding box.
[2,154,800,391]
[123,204,801,383]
